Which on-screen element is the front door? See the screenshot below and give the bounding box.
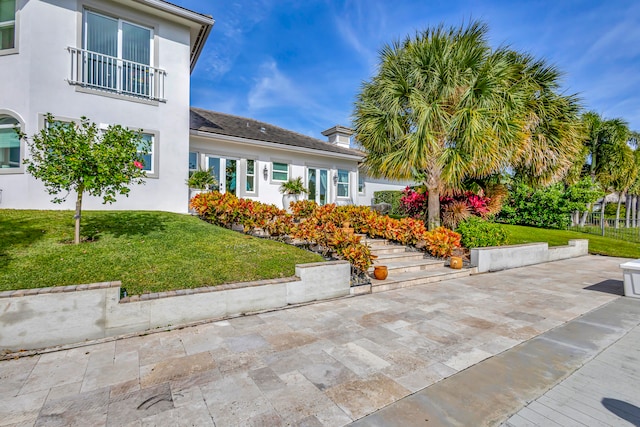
[308,168,328,205]
[207,156,237,195]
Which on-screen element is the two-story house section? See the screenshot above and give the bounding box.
[0,0,213,212]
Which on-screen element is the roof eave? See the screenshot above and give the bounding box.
[131,0,214,73]
[190,129,364,161]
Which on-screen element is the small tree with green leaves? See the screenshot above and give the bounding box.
[23,114,149,244]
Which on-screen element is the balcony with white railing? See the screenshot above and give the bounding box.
[68,47,167,102]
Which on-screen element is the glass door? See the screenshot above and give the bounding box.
[307,168,328,205]
[207,156,237,195]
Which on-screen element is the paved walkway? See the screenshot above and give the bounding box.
[0,255,632,426]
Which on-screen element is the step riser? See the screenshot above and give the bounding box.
[370,270,473,293]
[373,254,425,263]
[370,247,409,255]
[376,263,445,274]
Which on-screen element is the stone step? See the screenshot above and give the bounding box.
[369,245,408,255]
[368,258,444,274]
[369,267,477,293]
[372,252,426,264]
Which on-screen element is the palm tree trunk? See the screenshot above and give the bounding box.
[425,164,442,230]
[632,195,638,228]
[626,194,632,228]
[615,192,623,229]
[636,195,640,228]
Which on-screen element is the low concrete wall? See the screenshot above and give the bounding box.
[0,261,350,352]
[470,239,588,273]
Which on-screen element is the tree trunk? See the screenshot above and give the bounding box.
[625,194,631,228]
[632,195,638,228]
[636,195,640,228]
[74,186,84,245]
[579,204,590,227]
[425,164,442,230]
[615,192,623,229]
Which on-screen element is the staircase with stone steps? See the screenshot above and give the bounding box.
[360,236,477,293]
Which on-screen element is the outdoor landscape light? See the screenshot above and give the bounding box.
[263,165,268,180]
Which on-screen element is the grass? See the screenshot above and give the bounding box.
[0,210,323,295]
[501,224,640,259]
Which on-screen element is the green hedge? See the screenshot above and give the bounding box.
[373,191,405,216]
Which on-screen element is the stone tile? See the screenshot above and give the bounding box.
[247,410,284,426]
[140,351,216,388]
[505,311,545,323]
[459,316,497,330]
[395,361,457,393]
[201,372,274,425]
[0,389,48,426]
[0,356,40,396]
[324,342,390,377]
[81,350,139,393]
[178,328,226,355]
[169,368,222,395]
[19,351,90,395]
[135,335,186,367]
[265,331,317,351]
[262,349,309,376]
[36,387,109,427]
[297,352,359,391]
[137,393,214,427]
[107,383,174,427]
[109,379,141,400]
[249,366,286,393]
[442,347,494,371]
[325,372,410,420]
[212,348,266,374]
[380,348,433,378]
[224,333,269,353]
[264,371,344,425]
[46,382,82,403]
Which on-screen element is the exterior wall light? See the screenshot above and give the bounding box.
[263,165,268,180]
[333,173,338,185]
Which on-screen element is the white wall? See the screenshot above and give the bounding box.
[190,134,362,209]
[357,176,414,207]
[0,0,194,213]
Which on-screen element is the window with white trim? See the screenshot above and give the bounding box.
[272,162,288,182]
[337,169,350,198]
[358,173,365,194]
[246,159,256,192]
[83,10,153,97]
[188,152,198,173]
[0,0,15,51]
[0,114,20,170]
[137,133,154,174]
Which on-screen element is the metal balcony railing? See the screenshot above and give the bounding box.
[68,47,166,102]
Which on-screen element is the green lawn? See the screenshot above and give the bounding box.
[501,224,640,259]
[0,210,323,295]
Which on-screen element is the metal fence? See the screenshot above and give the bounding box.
[568,213,640,243]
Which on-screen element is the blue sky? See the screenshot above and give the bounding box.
[175,0,640,140]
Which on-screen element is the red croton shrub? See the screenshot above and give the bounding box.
[190,192,461,272]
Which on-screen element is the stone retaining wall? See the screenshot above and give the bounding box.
[0,261,350,352]
[470,239,588,273]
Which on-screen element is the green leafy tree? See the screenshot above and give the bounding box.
[23,114,149,244]
[354,21,583,229]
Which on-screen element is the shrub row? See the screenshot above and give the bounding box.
[190,192,461,273]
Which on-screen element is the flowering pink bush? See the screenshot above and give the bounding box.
[400,187,491,220]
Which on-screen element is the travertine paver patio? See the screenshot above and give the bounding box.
[0,255,628,426]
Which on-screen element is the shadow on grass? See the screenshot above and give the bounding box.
[0,216,48,268]
[83,212,167,239]
[584,279,624,296]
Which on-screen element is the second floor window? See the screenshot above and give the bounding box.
[84,11,152,97]
[0,0,15,50]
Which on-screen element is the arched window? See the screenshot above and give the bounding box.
[0,114,21,170]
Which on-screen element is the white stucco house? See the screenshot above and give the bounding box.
[0,0,408,213]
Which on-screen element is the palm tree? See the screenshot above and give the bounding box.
[354,21,583,229]
[579,112,631,226]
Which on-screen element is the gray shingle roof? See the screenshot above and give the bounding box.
[190,108,364,158]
